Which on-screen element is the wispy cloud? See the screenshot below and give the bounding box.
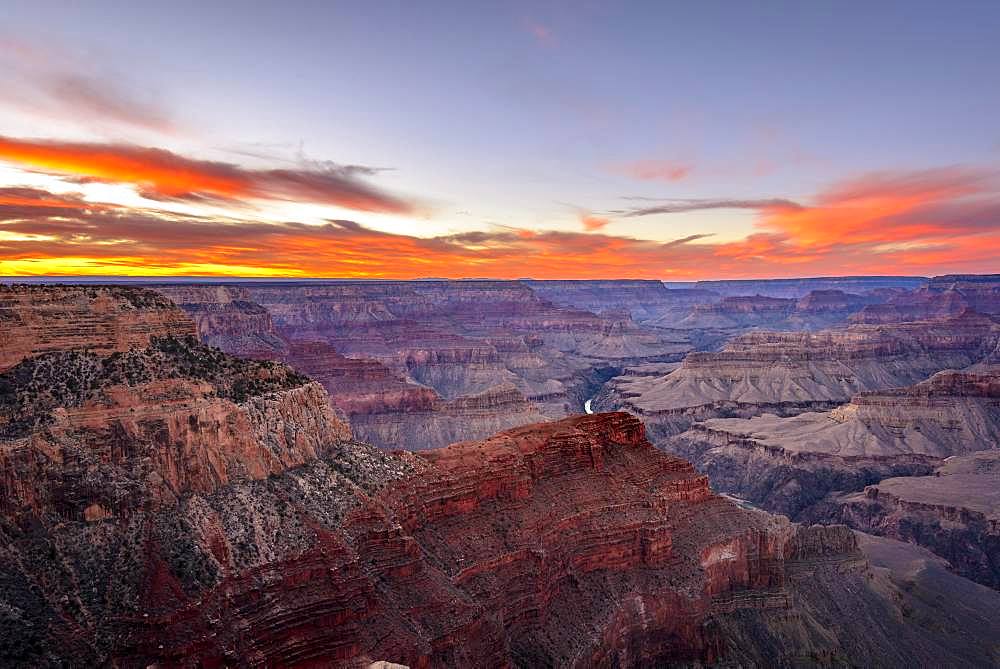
[0,36,173,133]
[3,163,1000,279]
[579,212,610,231]
[612,159,693,183]
[0,136,414,214]
[616,198,802,217]
[523,19,554,46]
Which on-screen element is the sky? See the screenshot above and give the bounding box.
[0,1,998,279]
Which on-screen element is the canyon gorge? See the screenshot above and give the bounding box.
[2,277,999,667]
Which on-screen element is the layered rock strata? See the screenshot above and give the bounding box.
[0,284,195,371]
[851,274,1000,324]
[816,451,1000,589]
[599,312,1000,437]
[6,406,998,667]
[152,281,692,448]
[661,369,1000,518]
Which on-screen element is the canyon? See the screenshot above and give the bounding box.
[594,275,1000,598]
[3,283,1000,667]
[813,451,1000,589]
[155,281,692,450]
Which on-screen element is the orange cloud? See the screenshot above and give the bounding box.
[0,136,413,214]
[524,19,554,46]
[1,163,999,279]
[614,159,693,183]
[759,167,998,248]
[580,213,610,231]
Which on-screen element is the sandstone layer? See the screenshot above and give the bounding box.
[851,274,1000,324]
[3,285,999,667]
[5,408,998,667]
[683,276,926,299]
[152,281,692,449]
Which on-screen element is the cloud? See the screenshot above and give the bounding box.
[1,165,999,279]
[524,19,554,46]
[617,198,802,217]
[612,159,693,183]
[0,37,173,133]
[0,136,414,214]
[580,213,610,231]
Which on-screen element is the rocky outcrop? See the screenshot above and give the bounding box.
[815,451,1000,589]
[152,281,693,448]
[524,279,720,324]
[659,290,881,333]
[154,284,288,359]
[0,337,350,518]
[673,295,796,330]
[851,274,1000,324]
[0,285,195,371]
[600,312,1000,437]
[659,368,1000,518]
[4,409,999,667]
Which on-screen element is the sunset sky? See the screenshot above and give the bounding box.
[1,1,998,279]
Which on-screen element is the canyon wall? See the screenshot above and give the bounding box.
[0,284,195,371]
[814,451,1000,589]
[3,285,999,667]
[598,311,1000,437]
[851,273,1000,324]
[660,368,1000,517]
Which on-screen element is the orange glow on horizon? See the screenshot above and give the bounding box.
[0,137,997,280]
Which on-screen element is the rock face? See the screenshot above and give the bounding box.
[0,335,350,519]
[3,285,1000,667]
[599,312,1000,437]
[0,284,195,371]
[524,279,720,324]
[151,281,692,449]
[659,368,1000,518]
[816,451,1000,589]
[6,406,999,667]
[851,273,1000,324]
[654,290,881,333]
[154,284,288,359]
[684,275,927,299]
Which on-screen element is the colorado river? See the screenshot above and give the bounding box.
[584,399,594,414]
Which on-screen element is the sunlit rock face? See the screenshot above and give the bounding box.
[0,284,195,371]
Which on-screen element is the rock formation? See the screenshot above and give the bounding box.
[154,284,288,359]
[816,451,1000,589]
[598,311,1000,437]
[684,275,926,299]
[0,284,195,371]
[851,273,1000,324]
[3,285,1000,667]
[151,281,693,449]
[524,279,720,324]
[658,368,1000,518]
[4,406,998,666]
